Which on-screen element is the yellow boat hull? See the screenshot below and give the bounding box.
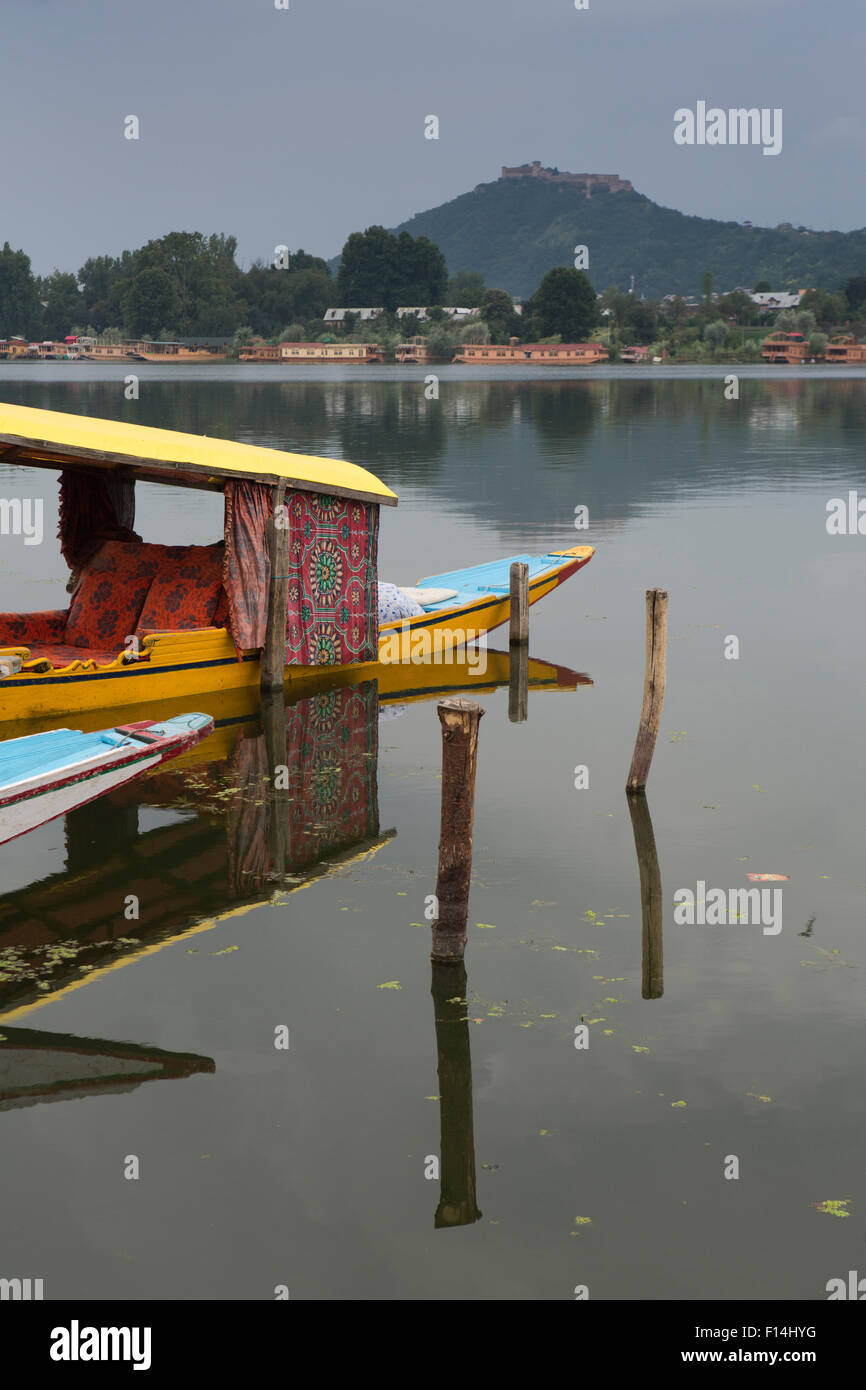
[0,546,593,726]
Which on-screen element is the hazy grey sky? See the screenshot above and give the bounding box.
[4,0,865,275]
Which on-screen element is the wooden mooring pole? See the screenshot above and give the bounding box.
[430,698,484,962]
[261,481,289,692]
[626,588,668,792]
[509,562,529,645]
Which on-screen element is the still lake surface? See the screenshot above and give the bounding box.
[1,364,864,1300]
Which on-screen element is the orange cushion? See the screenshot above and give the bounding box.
[65,541,157,650]
[135,543,224,634]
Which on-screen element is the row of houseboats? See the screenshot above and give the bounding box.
[5,333,866,367]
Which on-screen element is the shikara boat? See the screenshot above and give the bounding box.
[0,711,213,845]
[0,403,594,723]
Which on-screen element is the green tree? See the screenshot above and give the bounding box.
[532,267,599,340]
[39,270,83,339]
[446,270,485,307]
[703,319,727,355]
[336,226,447,311]
[0,242,42,337]
[752,279,772,293]
[702,271,714,302]
[843,276,866,314]
[121,267,178,337]
[479,288,519,339]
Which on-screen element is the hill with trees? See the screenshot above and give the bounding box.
[391,175,866,299]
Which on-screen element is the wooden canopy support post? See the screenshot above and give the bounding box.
[261,481,289,692]
[509,561,529,645]
[626,588,668,792]
[430,698,484,962]
[626,791,664,999]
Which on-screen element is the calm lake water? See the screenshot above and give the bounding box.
[1,365,865,1300]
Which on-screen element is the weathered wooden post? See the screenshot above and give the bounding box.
[431,960,482,1228]
[626,588,668,792]
[508,640,528,723]
[261,481,289,692]
[509,561,529,645]
[626,790,664,999]
[430,698,484,962]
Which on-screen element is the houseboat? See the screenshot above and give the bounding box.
[619,345,650,363]
[395,337,433,365]
[824,334,866,364]
[761,331,811,364]
[452,341,607,365]
[239,342,384,364]
[0,403,593,723]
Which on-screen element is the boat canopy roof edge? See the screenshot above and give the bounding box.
[0,402,398,506]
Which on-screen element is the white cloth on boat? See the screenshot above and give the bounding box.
[377,582,425,622]
[399,586,458,607]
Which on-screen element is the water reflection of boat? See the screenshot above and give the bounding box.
[0,1027,214,1110]
[0,656,590,1019]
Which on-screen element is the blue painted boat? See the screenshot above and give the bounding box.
[0,713,214,846]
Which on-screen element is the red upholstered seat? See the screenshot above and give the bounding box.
[0,610,67,647]
[0,539,228,659]
[135,543,224,635]
[64,540,160,650]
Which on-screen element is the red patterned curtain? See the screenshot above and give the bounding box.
[58,468,139,571]
[223,479,272,651]
[223,482,379,663]
[285,492,379,665]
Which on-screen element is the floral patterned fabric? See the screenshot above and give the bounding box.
[0,610,67,646]
[64,541,158,650]
[223,479,272,653]
[58,467,140,571]
[285,492,379,666]
[135,543,224,634]
[377,582,424,622]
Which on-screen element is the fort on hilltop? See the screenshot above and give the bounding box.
[500,162,633,195]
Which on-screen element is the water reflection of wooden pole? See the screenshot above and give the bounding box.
[626,588,668,791]
[626,791,664,999]
[431,961,482,1228]
[508,641,529,723]
[431,699,484,961]
[261,687,290,880]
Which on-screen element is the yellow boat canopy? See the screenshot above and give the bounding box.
[0,401,398,506]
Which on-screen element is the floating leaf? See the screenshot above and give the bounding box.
[377,980,402,990]
[746,1092,772,1103]
[211,945,239,955]
[671,1100,687,1108]
[476,923,497,929]
[632,1045,650,1053]
[813,1199,850,1218]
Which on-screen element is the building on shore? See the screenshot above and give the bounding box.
[452,341,607,365]
[239,341,384,364]
[620,345,650,363]
[761,331,812,363]
[322,308,384,327]
[750,290,805,312]
[824,334,866,364]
